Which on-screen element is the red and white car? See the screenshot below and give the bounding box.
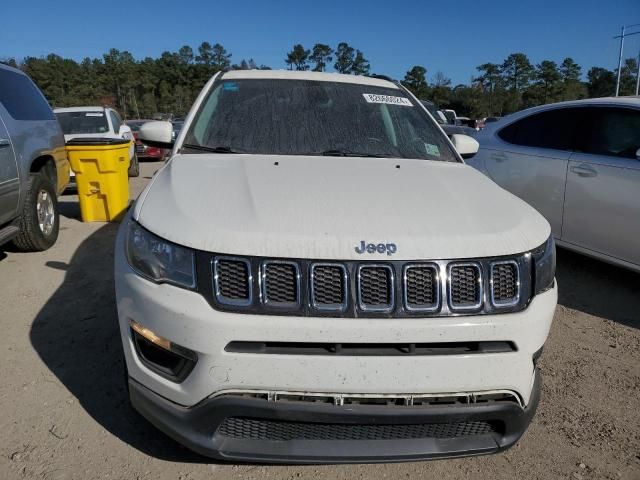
[126,120,168,161]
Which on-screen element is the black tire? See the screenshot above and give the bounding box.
[128,152,140,177]
[12,172,60,252]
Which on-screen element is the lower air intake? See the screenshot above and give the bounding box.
[218,417,496,441]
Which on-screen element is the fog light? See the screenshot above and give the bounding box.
[130,320,197,382]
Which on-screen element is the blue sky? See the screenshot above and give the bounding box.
[3,0,639,84]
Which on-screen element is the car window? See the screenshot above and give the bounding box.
[185,79,458,162]
[0,68,55,121]
[576,107,640,159]
[56,111,110,134]
[498,108,578,150]
[109,110,122,134]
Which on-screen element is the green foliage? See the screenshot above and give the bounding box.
[587,67,615,98]
[6,41,636,122]
[334,42,355,74]
[285,44,310,71]
[351,50,370,76]
[310,44,333,72]
[401,65,429,98]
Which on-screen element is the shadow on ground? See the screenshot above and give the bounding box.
[555,247,639,330]
[29,222,205,463]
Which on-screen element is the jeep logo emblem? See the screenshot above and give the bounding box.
[355,241,397,256]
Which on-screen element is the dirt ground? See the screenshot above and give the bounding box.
[1,161,638,480]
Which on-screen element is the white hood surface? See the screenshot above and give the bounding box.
[135,154,550,260]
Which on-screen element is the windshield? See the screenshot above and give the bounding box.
[56,111,109,135]
[184,79,457,162]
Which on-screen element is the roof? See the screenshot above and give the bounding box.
[0,62,27,76]
[222,69,399,89]
[53,106,106,113]
[513,96,640,118]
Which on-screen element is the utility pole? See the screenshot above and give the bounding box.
[636,49,640,96]
[616,26,625,96]
[614,24,640,96]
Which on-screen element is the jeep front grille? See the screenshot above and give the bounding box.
[204,254,529,317]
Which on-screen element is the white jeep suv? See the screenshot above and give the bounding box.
[115,70,557,463]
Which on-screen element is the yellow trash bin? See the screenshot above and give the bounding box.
[66,138,131,222]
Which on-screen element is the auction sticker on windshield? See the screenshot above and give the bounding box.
[363,93,413,106]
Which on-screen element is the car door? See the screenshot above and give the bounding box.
[482,108,578,238]
[0,112,19,224]
[562,105,640,267]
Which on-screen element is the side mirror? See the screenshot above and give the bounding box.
[139,121,174,149]
[451,134,479,160]
[636,147,640,160]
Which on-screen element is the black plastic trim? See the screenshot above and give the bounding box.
[128,369,541,464]
[224,341,517,356]
[131,330,197,383]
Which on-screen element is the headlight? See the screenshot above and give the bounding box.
[125,220,196,289]
[532,235,555,294]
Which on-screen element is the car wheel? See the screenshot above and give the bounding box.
[128,152,140,177]
[12,172,60,252]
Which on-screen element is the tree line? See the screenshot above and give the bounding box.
[1,41,638,120]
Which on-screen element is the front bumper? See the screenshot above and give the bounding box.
[129,369,541,464]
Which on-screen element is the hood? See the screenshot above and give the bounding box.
[135,154,550,260]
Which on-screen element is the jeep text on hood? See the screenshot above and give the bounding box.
[116,70,557,464]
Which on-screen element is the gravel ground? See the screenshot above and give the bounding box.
[1,161,638,480]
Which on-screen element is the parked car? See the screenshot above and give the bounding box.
[171,119,184,142]
[455,116,476,128]
[442,108,457,124]
[0,63,70,250]
[126,120,167,161]
[54,106,139,177]
[468,97,640,272]
[421,101,477,137]
[117,70,556,463]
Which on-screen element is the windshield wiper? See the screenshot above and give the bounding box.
[318,149,388,158]
[181,144,244,154]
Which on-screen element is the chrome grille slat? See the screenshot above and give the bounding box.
[213,257,252,306]
[490,260,520,307]
[261,261,300,306]
[447,263,483,311]
[403,264,440,312]
[311,264,347,311]
[357,265,395,312]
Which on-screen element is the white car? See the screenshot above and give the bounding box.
[467,97,640,272]
[115,70,557,463]
[54,106,139,177]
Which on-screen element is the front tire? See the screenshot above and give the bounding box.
[13,173,60,251]
[128,153,140,177]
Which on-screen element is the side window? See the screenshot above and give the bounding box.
[109,110,122,134]
[577,107,640,159]
[498,108,578,150]
[0,68,55,121]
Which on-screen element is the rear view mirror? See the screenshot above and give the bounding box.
[138,121,174,149]
[451,134,479,160]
